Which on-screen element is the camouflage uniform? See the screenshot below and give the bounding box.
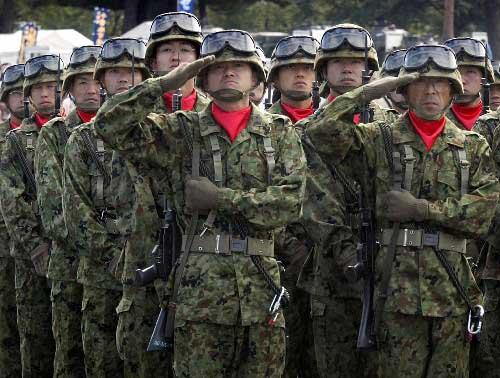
[0,120,21,378]
[112,92,209,377]
[0,66,61,377]
[34,108,87,377]
[62,120,124,377]
[305,83,498,377]
[472,122,500,378]
[289,25,397,378]
[474,109,500,146]
[0,70,23,377]
[93,58,306,376]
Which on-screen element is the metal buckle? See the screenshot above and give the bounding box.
[401,228,419,247]
[467,304,485,336]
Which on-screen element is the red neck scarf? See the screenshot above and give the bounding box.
[211,103,252,143]
[34,113,50,128]
[163,90,197,113]
[281,101,314,124]
[9,118,21,130]
[77,109,96,124]
[451,101,483,130]
[408,111,446,150]
[327,93,361,124]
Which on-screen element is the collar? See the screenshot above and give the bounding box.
[451,100,483,130]
[34,113,50,128]
[77,109,96,124]
[280,101,314,124]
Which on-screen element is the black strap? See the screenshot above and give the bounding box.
[375,123,402,331]
[79,128,111,185]
[56,121,69,146]
[7,132,37,196]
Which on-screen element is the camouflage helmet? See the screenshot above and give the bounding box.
[267,35,319,83]
[380,49,407,78]
[493,61,500,85]
[444,37,495,82]
[23,54,64,98]
[62,45,101,94]
[398,44,463,95]
[94,38,151,82]
[196,30,266,92]
[315,23,379,82]
[1,64,24,102]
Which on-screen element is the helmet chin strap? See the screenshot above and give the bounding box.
[210,84,258,103]
[281,89,311,101]
[409,99,452,121]
[328,83,357,95]
[453,92,480,105]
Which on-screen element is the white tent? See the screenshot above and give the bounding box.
[0,29,93,66]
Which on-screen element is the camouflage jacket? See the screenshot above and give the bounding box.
[94,77,306,327]
[0,115,50,261]
[474,110,500,147]
[63,121,123,291]
[269,99,398,300]
[306,87,499,317]
[0,120,13,259]
[35,109,85,281]
[112,90,210,300]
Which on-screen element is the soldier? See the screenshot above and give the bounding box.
[0,64,24,377]
[444,37,495,130]
[491,61,500,111]
[305,44,498,377]
[267,36,319,122]
[295,24,397,378]
[264,34,319,378]
[474,61,500,145]
[62,38,149,377]
[0,55,63,377]
[93,30,306,377]
[34,46,102,378]
[374,49,408,114]
[112,12,209,377]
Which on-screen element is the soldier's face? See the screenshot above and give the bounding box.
[276,64,314,94]
[325,58,364,90]
[406,77,453,120]
[30,81,57,116]
[458,66,483,96]
[6,89,24,118]
[206,61,257,94]
[490,84,500,111]
[70,73,101,112]
[152,40,198,73]
[102,67,144,95]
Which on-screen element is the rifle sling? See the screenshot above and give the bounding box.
[8,132,37,195]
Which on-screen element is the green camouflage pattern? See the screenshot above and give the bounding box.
[14,259,54,377]
[81,285,123,377]
[35,108,84,281]
[116,287,170,378]
[62,121,123,291]
[474,109,500,146]
[0,115,55,376]
[378,312,469,377]
[93,76,306,328]
[110,90,209,375]
[174,321,285,377]
[0,119,20,376]
[306,85,498,318]
[50,279,85,378]
[0,257,21,377]
[470,280,500,378]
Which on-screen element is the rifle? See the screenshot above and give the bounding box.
[345,190,378,351]
[312,81,320,111]
[54,54,61,117]
[264,85,272,110]
[23,96,30,119]
[173,88,182,112]
[482,46,490,115]
[360,34,371,123]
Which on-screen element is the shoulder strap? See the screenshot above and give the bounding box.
[56,121,69,146]
[79,128,111,186]
[7,132,37,196]
[262,135,275,185]
[453,146,470,197]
